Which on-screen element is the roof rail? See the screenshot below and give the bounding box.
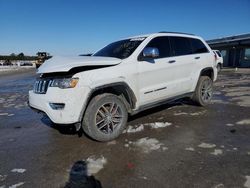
[158,31,195,36]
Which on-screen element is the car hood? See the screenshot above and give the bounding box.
[38,56,121,74]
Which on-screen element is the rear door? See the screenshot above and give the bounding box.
[168,36,197,94]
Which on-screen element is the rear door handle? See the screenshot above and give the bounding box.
[168,60,176,63]
[195,57,200,59]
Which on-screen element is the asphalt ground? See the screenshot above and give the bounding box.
[0,69,250,188]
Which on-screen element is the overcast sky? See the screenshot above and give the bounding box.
[0,0,249,56]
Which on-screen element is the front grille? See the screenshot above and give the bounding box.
[33,79,52,94]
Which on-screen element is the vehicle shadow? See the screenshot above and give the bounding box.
[41,116,79,135]
[128,98,193,122]
[63,160,102,188]
[41,98,193,136]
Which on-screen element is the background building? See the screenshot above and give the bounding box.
[207,33,250,68]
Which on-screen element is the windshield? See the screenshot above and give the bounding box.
[93,38,145,59]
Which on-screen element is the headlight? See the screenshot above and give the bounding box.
[50,78,79,89]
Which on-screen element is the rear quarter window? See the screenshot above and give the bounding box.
[216,51,222,57]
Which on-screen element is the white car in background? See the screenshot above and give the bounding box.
[213,50,223,72]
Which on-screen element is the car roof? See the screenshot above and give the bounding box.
[127,32,199,40]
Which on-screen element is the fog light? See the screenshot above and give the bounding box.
[49,103,65,110]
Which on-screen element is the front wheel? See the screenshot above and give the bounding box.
[192,76,213,106]
[82,93,128,142]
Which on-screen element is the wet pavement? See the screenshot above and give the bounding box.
[0,68,250,188]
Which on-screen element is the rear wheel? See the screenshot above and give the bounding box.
[82,93,128,142]
[192,76,213,106]
[217,63,222,72]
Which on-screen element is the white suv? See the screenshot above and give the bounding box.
[29,32,217,141]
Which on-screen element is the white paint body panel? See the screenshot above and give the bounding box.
[29,32,217,124]
[38,56,121,73]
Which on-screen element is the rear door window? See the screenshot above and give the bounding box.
[190,38,209,54]
[169,37,193,56]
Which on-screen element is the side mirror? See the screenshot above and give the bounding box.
[143,47,159,58]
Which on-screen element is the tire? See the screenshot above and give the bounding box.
[192,76,213,106]
[82,93,128,142]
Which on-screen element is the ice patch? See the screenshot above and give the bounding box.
[236,119,250,125]
[244,176,250,188]
[147,122,172,129]
[11,169,26,173]
[9,182,25,188]
[133,137,164,153]
[185,147,195,151]
[198,143,216,148]
[211,149,223,156]
[126,125,144,133]
[86,156,107,176]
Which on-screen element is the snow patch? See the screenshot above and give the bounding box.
[190,111,206,116]
[0,175,7,182]
[11,169,26,173]
[213,183,224,188]
[162,146,168,151]
[185,147,195,151]
[147,122,172,129]
[211,149,223,156]
[226,123,234,127]
[174,112,188,116]
[124,122,172,133]
[126,125,144,133]
[0,113,8,116]
[133,137,164,153]
[9,182,25,188]
[86,156,107,176]
[244,176,250,188]
[107,140,116,145]
[247,152,250,155]
[198,143,216,148]
[236,119,250,125]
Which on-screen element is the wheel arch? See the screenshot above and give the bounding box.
[79,82,137,122]
[199,67,214,80]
